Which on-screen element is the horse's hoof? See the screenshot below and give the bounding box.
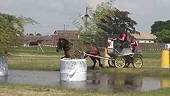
[61,56,65,59]
[99,65,104,68]
[101,66,109,69]
[90,66,95,70]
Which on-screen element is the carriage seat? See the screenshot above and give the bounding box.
[120,48,133,55]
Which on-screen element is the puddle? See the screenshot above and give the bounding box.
[0,70,170,93]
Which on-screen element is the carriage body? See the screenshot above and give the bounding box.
[107,38,143,68]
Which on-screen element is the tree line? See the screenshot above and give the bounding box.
[151,20,170,43]
[0,13,36,54]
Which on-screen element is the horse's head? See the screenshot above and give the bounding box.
[56,38,72,52]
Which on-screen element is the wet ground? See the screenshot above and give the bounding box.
[0,70,170,93]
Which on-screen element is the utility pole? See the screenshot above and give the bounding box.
[84,7,89,32]
[64,24,66,32]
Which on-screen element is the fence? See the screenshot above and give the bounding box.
[139,43,167,53]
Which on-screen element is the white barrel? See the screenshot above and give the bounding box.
[60,58,87,81]
[0,56,8,76]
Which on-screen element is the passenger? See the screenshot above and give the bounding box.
[130,36,140,53]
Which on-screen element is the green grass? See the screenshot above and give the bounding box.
[7,46,94,70]
[142,52,161,59]
[8,56,161,71]
[7,48,163,71]
[7,52,167,77]
[8,54,95,71]
[0,83,113,96]
[10,46,63,55]
[94,68,170,77]
[0,83,170,96]
[143,58,160,68]
[7,46,62,71]
[8,55,61,71]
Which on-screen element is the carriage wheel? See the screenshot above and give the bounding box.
[114,57,126,68]
[133,57,143,68]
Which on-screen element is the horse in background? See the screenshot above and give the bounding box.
[29,40,43,46]
[56,38,103,69]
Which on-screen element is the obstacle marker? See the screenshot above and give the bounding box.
[161,78,170,88]
[0,56,8,76]
[161,50,170,68]
[60,58,87,81]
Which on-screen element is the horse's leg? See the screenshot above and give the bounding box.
[84,54,88,58]
[96,52,103,68]
[97,58,103,68]
[90,57,96,69]
[63,51,70,58]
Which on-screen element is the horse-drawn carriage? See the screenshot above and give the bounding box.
[56,37,143,69]
[106,38,143,68]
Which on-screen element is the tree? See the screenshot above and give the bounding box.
[29,33,34,36]
[151,20,170,34]
[0,13,22,49]
[0,13,34,54]
[36,33,42,36]
[74,1,137,45]
[93,2,137,35]
[155,29,170,43]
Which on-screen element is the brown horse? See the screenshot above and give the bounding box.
[56,38,103,69]
[29,40,43,46]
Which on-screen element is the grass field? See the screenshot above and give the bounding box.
[7,46,162,71]
[10,46,58,55]
[7,46,95,71]
[8,55,161,70]
[0,83,170,96]
[8,55,60,71]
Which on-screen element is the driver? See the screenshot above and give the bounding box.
[119,32,127,42]
[115,32,128,52]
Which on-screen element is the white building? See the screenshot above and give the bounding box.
[131,33,157,43]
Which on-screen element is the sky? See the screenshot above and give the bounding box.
[1,0,170,34]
